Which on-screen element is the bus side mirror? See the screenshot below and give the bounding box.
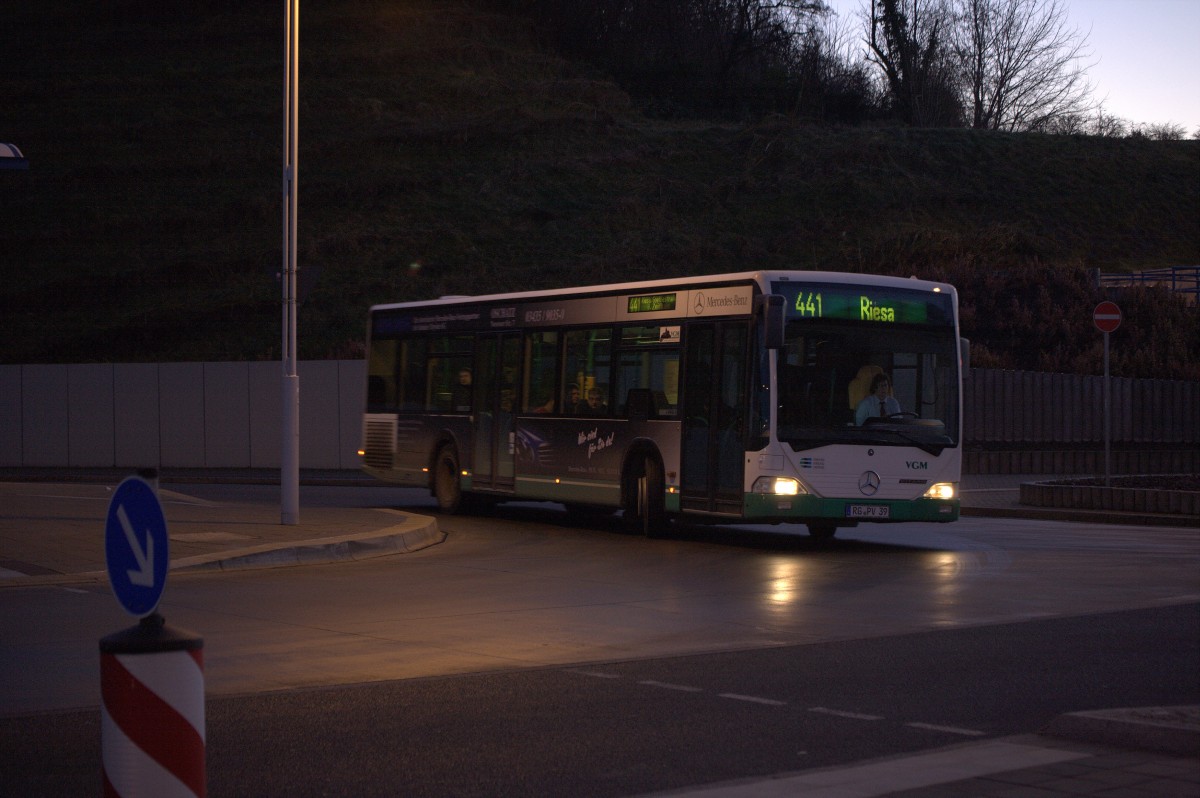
[756,294,785,349]
[959,337,970,372]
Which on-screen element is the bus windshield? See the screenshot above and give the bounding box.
[776,321,959,454]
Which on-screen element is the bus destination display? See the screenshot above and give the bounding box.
[773,282,953,325]
[627,293,678,314]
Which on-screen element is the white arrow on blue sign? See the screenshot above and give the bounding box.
[105,476,169,617]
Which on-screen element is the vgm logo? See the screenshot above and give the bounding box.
[907,461,929,470]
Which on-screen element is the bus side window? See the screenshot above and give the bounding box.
[427,358,451,411]
[615,325,679,419]
[367,376,387,408]
[524,331,559,414]
[563,327,613,416]
[366,338,397,412]
[422,335,473,413]
[399,338,427,412]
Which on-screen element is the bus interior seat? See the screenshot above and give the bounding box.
[652,391,673,416]
[625,388,653,421]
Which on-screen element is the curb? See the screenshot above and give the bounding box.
[1040,706,1200,757]
[959,505,1195,527]
[1021,481,1199,517]
[0,514,444,588]
[174,515,444,572]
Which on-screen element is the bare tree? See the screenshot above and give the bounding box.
[952,0,1095,132]
[867,0,962,126]
[505,0,833,116]
[791,9,880,121]
[1090,106,1129,138]
[1131,121,1189,141]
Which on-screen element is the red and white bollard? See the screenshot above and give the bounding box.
[100,614,205,798]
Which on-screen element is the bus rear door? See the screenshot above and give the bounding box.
[472,332,520,491]
[680,321,748,515]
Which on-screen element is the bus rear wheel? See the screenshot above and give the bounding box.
[624,454,668,538]
[433,445,463,513]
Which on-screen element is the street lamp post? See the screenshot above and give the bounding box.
[281,0,300,525]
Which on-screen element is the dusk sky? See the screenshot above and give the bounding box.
[823,0,1200,135]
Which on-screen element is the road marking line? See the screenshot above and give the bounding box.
[720,693,787,706]
[640,680,704,693]
[808,707,884,721]
[569,669,621,679]
[670,741,1089,797]
[906,722,987,736]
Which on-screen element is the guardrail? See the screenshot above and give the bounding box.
[1098,265,1200,304]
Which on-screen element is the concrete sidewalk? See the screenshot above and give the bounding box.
[0,474,444,587]
[2,468,1196,796]
[654,722,1200,797]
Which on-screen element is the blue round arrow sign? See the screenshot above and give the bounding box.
[105,476,169,617]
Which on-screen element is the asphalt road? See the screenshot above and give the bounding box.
[1,486,1197,795]
[4,604,1196,797]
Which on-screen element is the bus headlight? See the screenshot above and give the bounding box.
[923,482,956,500]
[752,477,805,495]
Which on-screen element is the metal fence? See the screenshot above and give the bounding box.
[1098,265,1200,305]
[963,368,1199,446]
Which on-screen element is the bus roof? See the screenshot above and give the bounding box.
[368,270,956,313]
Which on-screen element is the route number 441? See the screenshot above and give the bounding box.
[794,292,823,317]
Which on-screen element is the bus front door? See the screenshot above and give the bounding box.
[472,332,519,491]
[681,321,748,515]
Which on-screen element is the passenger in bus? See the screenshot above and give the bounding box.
[452,368,472,412]
[585,386,607,414]
[565,383,583,413]
[855,372,901,425]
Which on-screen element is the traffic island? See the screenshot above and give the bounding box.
[1020,475,1200,517]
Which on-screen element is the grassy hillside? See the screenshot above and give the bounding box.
[2,0,1198,375]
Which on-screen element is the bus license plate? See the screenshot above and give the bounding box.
[846,504,890,519]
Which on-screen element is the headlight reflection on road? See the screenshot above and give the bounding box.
[928,552,968,624]
[933,552,962,577]
[765,557,809,609]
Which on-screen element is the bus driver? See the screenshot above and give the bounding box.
[855,372,901,425]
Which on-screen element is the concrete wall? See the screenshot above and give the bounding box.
[0,361,365,470]
[1,362,1196,474]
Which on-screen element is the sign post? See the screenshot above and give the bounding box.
[101,475,205,797]
[281,0,301,526]
[1093,301,1122,487]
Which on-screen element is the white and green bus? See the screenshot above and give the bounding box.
[361,270,963,538]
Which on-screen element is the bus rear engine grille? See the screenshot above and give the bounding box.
[363,418,397,469]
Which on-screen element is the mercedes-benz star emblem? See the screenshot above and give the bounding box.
[858,470,880,496]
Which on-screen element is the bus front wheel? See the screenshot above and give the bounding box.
[806,522,837,542]
[433,445,463,513]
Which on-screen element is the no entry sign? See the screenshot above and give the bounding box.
[1093,301,1122,333]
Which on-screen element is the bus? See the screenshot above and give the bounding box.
[360,270,964,539]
